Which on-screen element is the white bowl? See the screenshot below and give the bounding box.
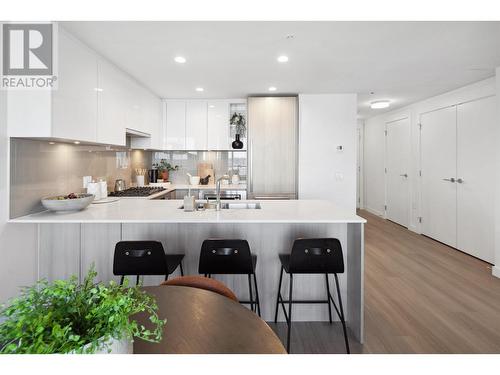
[189,176,201,185]
[41,194,95,212]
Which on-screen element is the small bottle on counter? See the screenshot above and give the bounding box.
[183,187,196,212]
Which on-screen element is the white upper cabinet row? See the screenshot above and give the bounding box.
[8,28,162,148]
[164,99,247,150]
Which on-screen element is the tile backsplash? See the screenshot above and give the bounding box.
[9,139,247,218]
[152,151,247,184]
[9,139,150,218]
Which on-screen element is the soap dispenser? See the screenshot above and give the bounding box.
[183,187,196,212]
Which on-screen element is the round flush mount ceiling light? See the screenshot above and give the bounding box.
[268,86,277,92]
[277,55,289,63]
[174,56,186,63]
[195,87,204,92]
[370,100,390,109]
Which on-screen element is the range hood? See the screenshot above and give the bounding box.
[126,128,150,138]
[126,128,152,149]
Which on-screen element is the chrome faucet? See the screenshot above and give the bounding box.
[216,175,230,211]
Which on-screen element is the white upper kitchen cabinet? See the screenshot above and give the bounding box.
[52,29,98,142]
[164,100,186,150]
[186,100,208,150]
[207,100,230,150]
[96,58,127,146]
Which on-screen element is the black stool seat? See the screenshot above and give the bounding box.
[275,238,350,354]
[113,241,184,285]
[199,239,261,316]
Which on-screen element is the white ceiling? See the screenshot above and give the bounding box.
[61,21,500,119]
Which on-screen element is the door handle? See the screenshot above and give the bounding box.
[400,174,408,178]
[442,178,456,183]
[456,178,464,184]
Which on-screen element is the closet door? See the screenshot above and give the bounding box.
[421,106,457,248]
[385,117,410,227]
[457,96,496,263]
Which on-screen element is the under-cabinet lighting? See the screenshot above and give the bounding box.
[74,141,80,145]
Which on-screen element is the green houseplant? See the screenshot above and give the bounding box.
[0,267,165,354]
[158,159,179,182]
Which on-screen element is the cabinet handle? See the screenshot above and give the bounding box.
[457,178,464,184]
[249,139,253,192]
[400,173,408,178]
[442,178,456,183]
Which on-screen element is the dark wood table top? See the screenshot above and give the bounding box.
[134,285,287,354]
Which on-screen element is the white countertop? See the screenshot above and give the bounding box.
[9,199,366,224]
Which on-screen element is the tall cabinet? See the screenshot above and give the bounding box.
[420,96,496,263]
[247,97,298,199]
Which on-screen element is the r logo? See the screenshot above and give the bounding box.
[3,23,53,75]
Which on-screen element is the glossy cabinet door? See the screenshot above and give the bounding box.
[186,100,207,150]
[207,100,230,150]
[165,100,186,150]
[52,28,98,142]
[97,58,127,146]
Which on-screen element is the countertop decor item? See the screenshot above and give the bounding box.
[200,175,211,185]
[41,193,94,212]
[0,267,165,354]
[114,179,126,192]
[158,159,179,182]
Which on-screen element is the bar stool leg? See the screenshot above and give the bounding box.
[120,276,125,285]
[179,262,184,276]
[253,273,261,317]
[248,274,254,312]
[164,273,169,281]
[325,274,333,324]
[136,275,140,286]
[274,266,284,322]
[334,274,350,354]
[286,273,294,353]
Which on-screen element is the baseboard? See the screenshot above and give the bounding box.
[492,265,500,279]
[363,207,384,217]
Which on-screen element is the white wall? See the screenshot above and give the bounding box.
[0,91,38,303]
[364,77,496,232]
[494,68,500,278]
[298,94,357,212]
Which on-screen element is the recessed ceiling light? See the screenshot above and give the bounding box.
[370,100,390,109]
[208,105,215,108]
[195,87,204,92]
[74,141,80,145]
[277,55,289,63]
[174,56,186,64]
[268,86,277,92]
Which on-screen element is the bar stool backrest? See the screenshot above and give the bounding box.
[199,239,253,274]
[113,241,167,276]
[289,238,344,274]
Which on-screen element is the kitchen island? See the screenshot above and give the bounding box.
[10,199,366,342]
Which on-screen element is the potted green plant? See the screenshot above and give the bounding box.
[230,112,246,149]
[0,267,165,354]
[158,159,179,182]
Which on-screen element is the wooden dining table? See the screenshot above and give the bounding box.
[133,285,287,354]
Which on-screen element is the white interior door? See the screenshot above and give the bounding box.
[421,106,457,248]
[456,96,496,263]
[385,118,410,227]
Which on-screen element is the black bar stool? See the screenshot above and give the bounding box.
[113,241,184,285]
[274,238,350,354]
[198,239,260,316]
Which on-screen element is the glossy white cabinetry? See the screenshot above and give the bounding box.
[164,98,246,151]
[7,27,162,148]
[164,100,186,150]
[52,30,98,142]
[207,100,230,150]
[97,58,127,146]
[186,100,208,150]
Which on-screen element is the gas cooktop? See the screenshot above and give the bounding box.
[109,186,166,197]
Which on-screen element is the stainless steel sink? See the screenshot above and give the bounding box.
[220,202,261,210]
[178,202,261,210]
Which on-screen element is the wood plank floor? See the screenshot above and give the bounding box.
[269,210,500,353]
